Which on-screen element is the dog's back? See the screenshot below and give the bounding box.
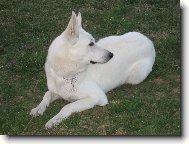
[87,32,155,92]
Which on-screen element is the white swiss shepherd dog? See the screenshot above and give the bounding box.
[30,11,156,128]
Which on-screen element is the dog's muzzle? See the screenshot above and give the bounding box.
[90,52,114,64]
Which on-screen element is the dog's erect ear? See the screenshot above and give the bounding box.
[65,11,79,44]
[77,12,82,27]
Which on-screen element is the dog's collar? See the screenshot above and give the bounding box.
[62,73,79,92]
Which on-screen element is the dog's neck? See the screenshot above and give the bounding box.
[58,68,87,93]
[47,59,88,93]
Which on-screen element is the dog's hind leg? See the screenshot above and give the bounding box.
[126,59,153,85]
[45,97,98,128]
[30,91,60,117]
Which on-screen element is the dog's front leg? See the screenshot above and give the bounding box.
[45,97,98,128]
[30,91,60,117]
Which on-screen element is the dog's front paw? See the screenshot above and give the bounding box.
[98,97,109,106]
[30,105,46,117]
[45,117,62,129]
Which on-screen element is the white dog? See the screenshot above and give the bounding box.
[30,11,155,128]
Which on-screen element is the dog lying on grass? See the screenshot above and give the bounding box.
[30,11,155,128]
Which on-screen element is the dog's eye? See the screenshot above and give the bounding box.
[89,42,94,46]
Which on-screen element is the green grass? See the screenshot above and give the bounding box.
[0,0,180,135]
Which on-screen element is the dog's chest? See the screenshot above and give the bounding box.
[55,73,81,101]
[60,74,78,92]
[46,63,86,101]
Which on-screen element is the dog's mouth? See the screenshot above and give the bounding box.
[90,60,108,64]
[90,60,98,64]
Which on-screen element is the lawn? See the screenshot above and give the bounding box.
[0,0,180,135]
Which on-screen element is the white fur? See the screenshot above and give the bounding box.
[30,12,155,128]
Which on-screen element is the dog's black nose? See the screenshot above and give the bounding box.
[108,52,114,59]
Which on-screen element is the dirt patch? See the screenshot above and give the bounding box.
[151,31,169,41]
[169,74,180,82]
[173,87,180,93]
[111,100,121,104]
[155,92,166,99]
[115,127,126,135]
[97,124,108,135]
[149,77,166,85]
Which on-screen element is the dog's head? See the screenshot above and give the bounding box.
[61,11,113,65]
